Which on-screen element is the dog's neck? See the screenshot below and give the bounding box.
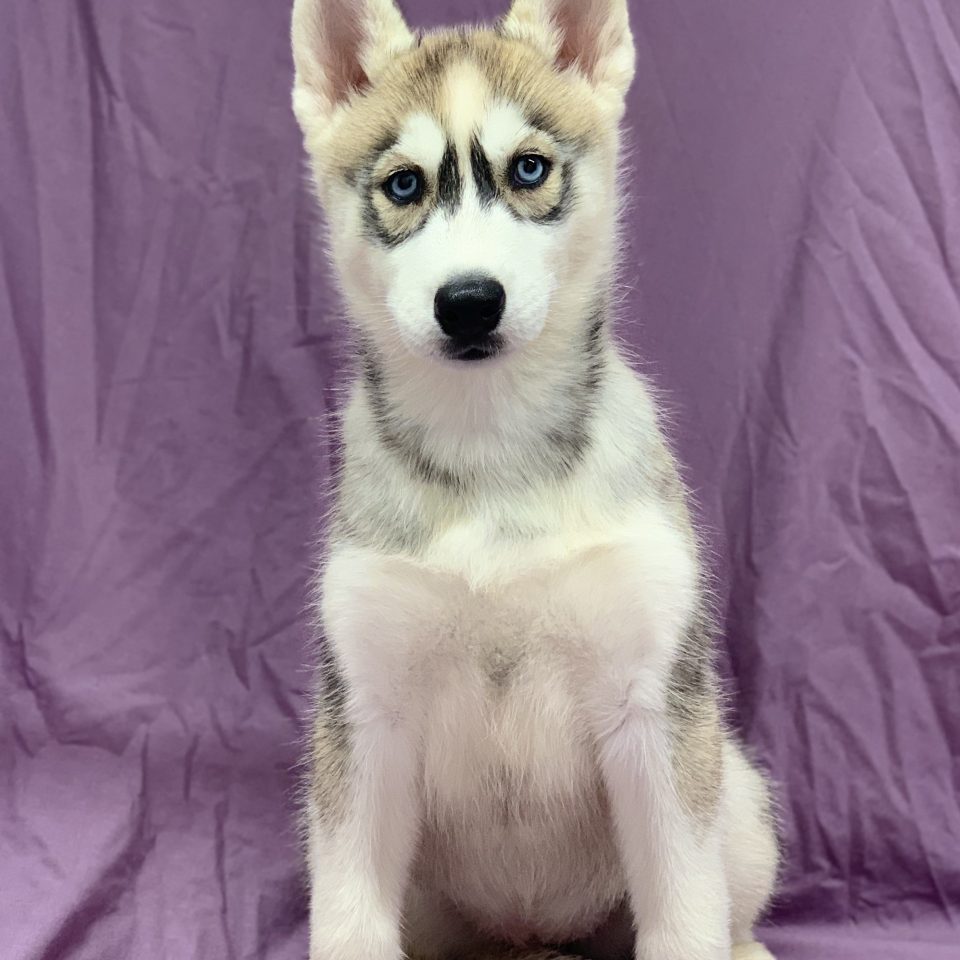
[354,309,607,494]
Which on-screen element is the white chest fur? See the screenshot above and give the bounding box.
[321,502,698,728]
[319,503,699,943]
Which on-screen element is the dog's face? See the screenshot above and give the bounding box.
[292,0,634,366]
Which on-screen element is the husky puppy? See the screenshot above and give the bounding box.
[291,1,778,958]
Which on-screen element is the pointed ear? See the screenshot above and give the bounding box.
[291,0,414,115]
[502,0,635,107]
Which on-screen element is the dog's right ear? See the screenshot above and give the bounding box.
[502,0,634,113]
[291,0,414,117]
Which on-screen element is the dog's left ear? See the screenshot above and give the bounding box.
[292,0,415,118]
[502,0,635,110]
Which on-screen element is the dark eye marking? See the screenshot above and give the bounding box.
[364,171,427,247]
[531,160,574,224]
[511,154,552,189]
[383,168,425,205]
[362,191,406,247]
[437,143,462,209]
[470,138,498,205]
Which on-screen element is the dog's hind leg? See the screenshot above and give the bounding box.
[723,741,779,960]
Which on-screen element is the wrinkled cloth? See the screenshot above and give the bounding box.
[1,1,958,957]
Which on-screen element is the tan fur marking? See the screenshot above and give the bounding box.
[319,30,610,187]
[307,645,353,825]
[442,60,490,148]
[310,711,351,824]
[671,702,724,825]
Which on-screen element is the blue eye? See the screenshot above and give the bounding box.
[512,154,550,188]
[384,169,423,205]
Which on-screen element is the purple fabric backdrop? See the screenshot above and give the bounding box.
[2,0,958,957]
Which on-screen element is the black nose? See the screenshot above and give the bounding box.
[434,275,506,342]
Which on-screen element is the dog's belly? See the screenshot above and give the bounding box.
[417,610,625,945]
[420,792,623,946]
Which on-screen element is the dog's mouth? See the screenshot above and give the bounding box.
[443,334,504,363]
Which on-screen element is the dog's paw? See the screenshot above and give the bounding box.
[732,943,776,960]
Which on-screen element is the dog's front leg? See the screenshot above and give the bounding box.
[307,709,421,960]
[596,705,730,960]
[561,524,731,960]
[307,549,431,960]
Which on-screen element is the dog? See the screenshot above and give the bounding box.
[290,1,779,958]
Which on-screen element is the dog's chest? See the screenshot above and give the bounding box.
[421,590,591,798]
[322,503,697,939]
[414,590,625,942]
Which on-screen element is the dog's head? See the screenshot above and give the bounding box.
[292,0,634,366]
